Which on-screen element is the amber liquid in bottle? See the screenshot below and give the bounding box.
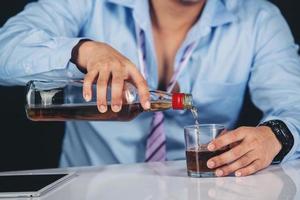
[26,101,172,121]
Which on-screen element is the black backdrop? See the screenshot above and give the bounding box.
[0,0,64,171]
[0,0,299,171]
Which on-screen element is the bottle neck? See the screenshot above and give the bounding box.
[172,93,193,110]
[148,91,193,111]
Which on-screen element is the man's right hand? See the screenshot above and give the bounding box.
[74,41,150,113]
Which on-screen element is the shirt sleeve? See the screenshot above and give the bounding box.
[249,6,300,162]
[0,0,92,85]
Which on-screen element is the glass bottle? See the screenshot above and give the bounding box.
[25,80,193,121]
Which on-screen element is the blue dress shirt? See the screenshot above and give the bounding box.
[0,0,299,167]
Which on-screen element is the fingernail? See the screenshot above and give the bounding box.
[235,171,242,177]
[84,93,91,102]
[207,161,215,168]
[99,105,107,113]
[208,144,215,151]
[216,169,223,177]
[144,101,150,110]
[112,105,121,112]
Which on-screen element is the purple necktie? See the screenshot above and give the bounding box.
[145,112,166,161]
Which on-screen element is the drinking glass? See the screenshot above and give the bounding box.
[184,124,227,177]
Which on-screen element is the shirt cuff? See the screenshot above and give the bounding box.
[66,62,85,79]
[22,37,87,76]
[48,37,87,79]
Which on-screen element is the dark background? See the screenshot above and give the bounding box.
[0,0,299,171]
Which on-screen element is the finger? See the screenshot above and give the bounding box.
[208,128,246,151]
[97,64,111,113]
[230,141,241,149]
[235,159,262,177]
[219,129,228,136]
[207,142,253,169]
[111,63,124,113]
[127,64,150,110]
[83,70,98,102]
[214,150,256,177]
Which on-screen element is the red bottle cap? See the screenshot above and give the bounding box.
[172,93,185,110]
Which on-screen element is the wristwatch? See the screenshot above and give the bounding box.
[260,120,294,164]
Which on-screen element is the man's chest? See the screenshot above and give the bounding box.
[81,11,254,90]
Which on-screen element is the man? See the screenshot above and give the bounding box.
[0,0,299,177]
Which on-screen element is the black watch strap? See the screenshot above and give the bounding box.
[260,120,294,164]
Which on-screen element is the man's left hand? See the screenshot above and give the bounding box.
[206,126,282,177]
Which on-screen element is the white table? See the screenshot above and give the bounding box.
[1,160,299,200]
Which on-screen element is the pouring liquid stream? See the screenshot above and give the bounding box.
[190,106,201,150]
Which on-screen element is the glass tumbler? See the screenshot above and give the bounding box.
[184,124,227,178]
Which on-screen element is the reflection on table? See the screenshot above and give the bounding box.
[0,160,299,200]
